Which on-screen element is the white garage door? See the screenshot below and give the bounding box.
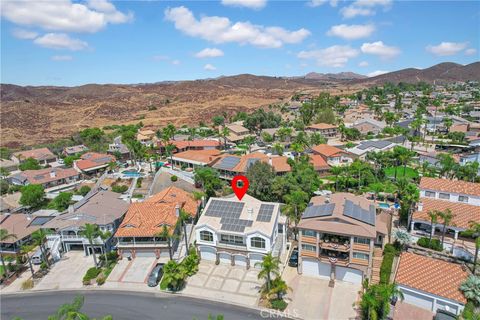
[436,300,459,315]
[234,255,247,267]
[336,266,363,284]
[249,254,265,269]
[302,258,330,279]
[401,288,434,311]
[199,246,216,261]
[218,252,231,265]
[135,250,156,258]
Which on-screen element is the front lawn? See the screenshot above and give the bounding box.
[385,166,418,179]
[0,265,4,277]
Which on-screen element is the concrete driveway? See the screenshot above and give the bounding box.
[107,257,158,284]
[34,251,94,290]
[183,261,262,307]
[283,266,360,320]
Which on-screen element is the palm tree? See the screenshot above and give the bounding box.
[31,229,51,267]
[427,210,439,246]
[178,209,190,253]
[283,190,309,240]
[255,253,280,291]
[162,260,186,291]
[268,277,291,300]
[460,275,480,306]
[468,221,480,274]
[20,244,35,277]
[272,143,284,156]
[79,224,100,267]
[99,230,112,266]
[331,166,343,192]
[0,229,17,278]
[165,143,175,170]
[156,225,174,260]
[243,136,256,153]
[438,209,454,250]
[219,126,230,150]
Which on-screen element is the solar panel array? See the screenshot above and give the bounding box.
[343,200,376,226]
[29,216,54,226]
[204,200,253,233]
[257,204,275,222]
[214,156,241,170]
[357,140,392,150]
[302,203,335,218]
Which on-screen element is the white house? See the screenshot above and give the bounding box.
[418,177,480,207]
[195,194,286,269]
[346,140,397,159]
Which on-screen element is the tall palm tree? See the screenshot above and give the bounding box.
[99,230,112,266]
[272,143,284,156]
[331,166,343,192]
[79,224,100,267]
[255,253,280,291]
[468,221,480,274]
[243,136,256,154]
[438,209,454,250]
[428,210,439,246]
[20,244,34,277]
[220,126,230,150]
[156,225,173,260]
[283,190,309,240]
[31,229,51,267]
[178,209,190,253]
[165,143,176,170]
[0,229,17,278]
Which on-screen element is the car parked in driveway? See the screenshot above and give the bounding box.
[289,247,298,267]
[147,263,164,287]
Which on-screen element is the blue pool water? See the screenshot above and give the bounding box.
[378,203,390,209]
[122,170,142,178]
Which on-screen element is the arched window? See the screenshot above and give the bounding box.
[250,237,266,249]
[200,230,213,242]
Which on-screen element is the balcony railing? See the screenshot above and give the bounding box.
[350,258,369,266]
[217,241,247,249]
[319,241,350,252]
[352,243,370,252]
[300,236,317,244]
[319,254,349,266]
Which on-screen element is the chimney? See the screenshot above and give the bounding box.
[268,157,272,166]
[247,208,253,220]
[175,204,180,217]
[201,196,206,208]
[50,170,56,178]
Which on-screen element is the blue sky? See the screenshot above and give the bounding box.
[1,0,479,86]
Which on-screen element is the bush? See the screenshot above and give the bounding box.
[270,299,288,311]
[40,261,48,270]
[182,250,200,276]
[459,230,476,239]
[379,244,399,285]
[132,193,144,199]
[83,267,102,285]
[417,237,443,251]
[111,185,128,193]
[170,175,178,182]
[136,177,143,188]
[77,185,91,196]
[21,279,34,290]
[99,251,119,262]
[96,274,106,285]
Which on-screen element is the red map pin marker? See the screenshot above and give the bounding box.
[232,175,249,200]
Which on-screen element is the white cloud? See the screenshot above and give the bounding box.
[367,70,389,77]
[361,41,400,59]
[51,55,73,61]
[308,0,339,7]
[33,33,88,51]
[298,45,359,67]
[171,60,181,65]
[221,0,267,9]
[358,61,369,67]
[426,42,468,56]
[195,48,224,58]
[465,48,478,56]
[164,6,310,48]
[340,0,392,19]
[12,28,38,39]
[327,24,375,40]
[1,0,133,33]
[204,63,217,71]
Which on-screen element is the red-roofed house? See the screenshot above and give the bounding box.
[394,252,469,315]
[311,144,355,166]
[74,152,115,174]
[12,148,56,166]
[158,139,221,154]
[9,167,80,189]
[306,123,339,138]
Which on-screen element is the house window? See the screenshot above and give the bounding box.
[301,244,316,252]
[220,234,244,246]
[354,237,370,245]
[301,230,316,237]
[425,191,436,198]
[439,193,450,200]
[353,252,369,260]
[250,237,266,249]
[200,230,213,242]
[459,195,469,203]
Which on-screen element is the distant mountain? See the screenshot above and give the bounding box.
[304,72,367,80]
[353,62,480,85]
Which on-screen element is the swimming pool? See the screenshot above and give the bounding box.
[378,203,390,209]
[122,170,142,178]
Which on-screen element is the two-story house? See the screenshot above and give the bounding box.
[305,123,339,138]
[297,193,388,285]
[12,148,57,166]
[195,194,286,269]
[9,167,80,190]
[311,144,355,167]
[222,122,254,143]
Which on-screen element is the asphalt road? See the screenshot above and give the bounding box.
[1,290,275,320]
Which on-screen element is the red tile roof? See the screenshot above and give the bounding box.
[420,177,480,197]
[395,252,469,304]
[311,144,345,157]
[172,149,221,164]
[309,155,330,171]
[413,197,480,229]
[13,148,55,162]
[17,167,79,185]
[75,152,115,171]
[307,123,338,130]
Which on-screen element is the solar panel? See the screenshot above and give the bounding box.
[257,204,275,222]
[214,156,241,170]
[357,140,392,150]
[205,199,256,232]
[302,203,335,218]
[29,216,54,226]
[343,200,376,226]
[220,224,246,232]
[246,158,259,169]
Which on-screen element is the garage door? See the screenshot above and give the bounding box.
[401,288,434,311]
[436,300,459,315]
[218,252,231,265]
[67,244,84,251]
[135,250,156,258]
[234,255,247,267]
[249,254,265,269]
[336,266,363,284]
[199,246,216,261]
[302,258,330,279]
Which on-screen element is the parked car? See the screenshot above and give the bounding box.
[288,247,298,267]
[147,263,164,287]
[434,310,457,320]
[31,248,46,265]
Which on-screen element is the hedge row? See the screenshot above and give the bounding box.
[417,237,443,251]
[379,244,399,285]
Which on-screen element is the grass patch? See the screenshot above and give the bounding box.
[379,244,399,285]
[385,166,418,179]
[0,265,5,277]
[159,277,168,290]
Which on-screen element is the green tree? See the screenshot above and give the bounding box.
[77,186,91,197]
[309,132,327,146]
[31,229,51,267]
[19,184,45,208]
[20,244,35,277]
[359,283,404,320]
[443,117,453,132]
[48,295,112,320]
[79,224,100,267]
[194,167,223,198]
[0,147,11,159]
[438,209,454,250]
[438,153,456,179]
[212,115,225,127]
[156,225,174,260]
[283,190,309,240]
[460,276,480,306]
[48,192,73,211]
[99,230,112,266]
[0,229,17,278]
[255,253,280,291]
[178,209,190,253]
[162,260,186,291]
[19,158,41,171]
[268,276,291,300]
[246,161,276,201]
[427,210,439,246]
[272,143,284,156]
[468,222,480,274]
[219,126,230,150]
[64,155,80,167]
